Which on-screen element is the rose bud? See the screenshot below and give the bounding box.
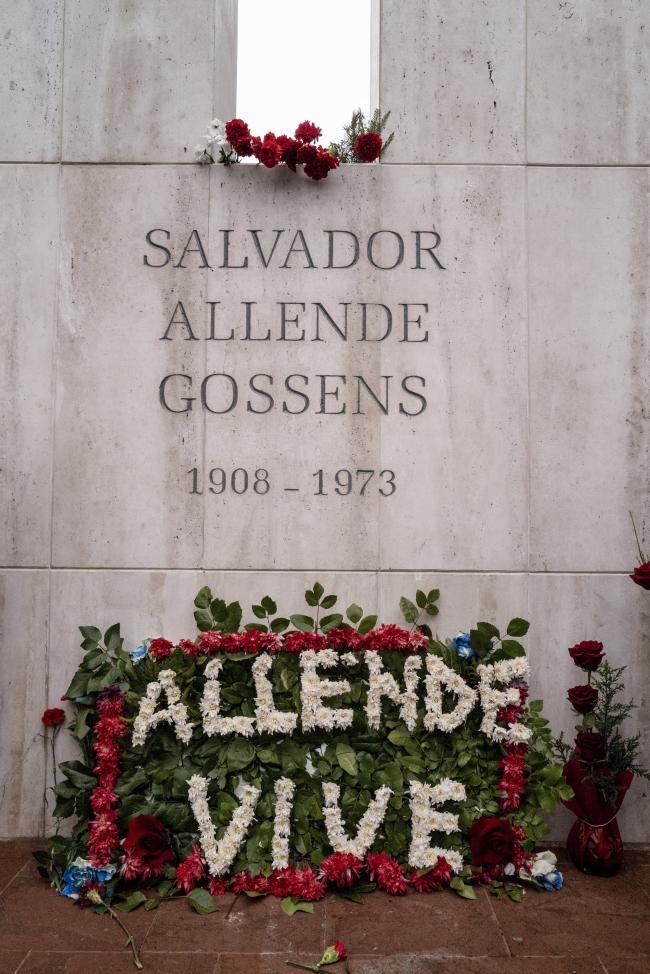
[567,684,598,714]
[575,731,608,764]
[630,562,650,590]
[568,640,605,671]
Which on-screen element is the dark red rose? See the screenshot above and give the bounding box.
[295,120,322,144]
[149,637,173,661]
[575,731,608,764]
[354,131,383,162]
[122,815,174,874]
[568,684,599,713]
[469,817,514,866]
[253,132,282,168]
[630,562,650,590]
[225,118,254,156]
[568,640,605,672]
[42,707,65,727]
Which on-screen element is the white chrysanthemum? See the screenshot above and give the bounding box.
[478,659,531,744]
[200,658,256,738]
[364,652,422,731]
[322,781,392,858]
[252,653,298,735]
[423,655,477,733]
[132,670,194,747]
[188,775,260,876]
[408,779,465,872]
[300,650,353,732]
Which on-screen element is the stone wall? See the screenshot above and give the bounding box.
[1,0,648,841]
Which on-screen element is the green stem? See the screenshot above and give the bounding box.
[629,511,646,563]
[51,728,58,790]
[97,896,143,970]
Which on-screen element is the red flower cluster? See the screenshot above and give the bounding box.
[175,844,206,893]
[223,629,283,654]
[179,638,199,657]
[120,815,173,882]
[362,624,427,653]
[225,117,340,181]
[354,131,383,162]
[149,637,173,661]
[319,852,364,888]
[198,630,223,654]
[88,690,127,867]
[284,631,327,653]
[498,744,527,812]
[408,856,453,892]
[325,627,363,652]
[366,851,408,894]
[41,707,65,727]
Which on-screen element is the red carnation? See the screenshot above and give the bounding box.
[568,684,599,714]
[295,120,322,144]
[198,631,222,654]
[409,856,453,892]
[326,627,363,652]
[78,881,105,909]
[208,876,228,896]
[149,637,173,661]
[225,118,254,156]
[253,132,282,168]
[284,631,326,653]
[630,562,650,590]
[239,628,283,654]
[220,633,243,653]
[179,638,199,657]
[332,941,347,961]
[122,815,174,879]
[175,844,205,893]
[230,870,269,894]
[276,135,301,172]
[354,131,383,163]
[303,147,339,182]
[42,707,65,727]
[362,624,422,652]
[366,851,408,894]
[469,817,515,867]
[320,852,364,888]
[568,640,605,672]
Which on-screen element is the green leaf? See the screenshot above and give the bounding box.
[65,669,90,700]
[187,888,218,915]
[477,621,500,639]
[73,707,93,741]
[261,595,277,614]
[450,877,476,900]
[144,898,160,911]
[59,760,95,791]
[270,617,290,633]
[305,590,319,607]
[194,587,212,609]
[346,604,363,624]
[79,625,102,644]
[387,726,412,748]
[104,623,122,653]
[114,891,147,912]
[321,594,338,609]
[290,614,315,632]
[320,613,343,631]
[399,597,419,624]
[539,764,563,785]
[313,582,324,600]
[226,739,256,771]
[498,639,526,659]
[358,615,377,635]
[244,889,267,898]
[194,608,214,632]
[506,886,525,903]
[251,604,266,619]
[507,618,530,638]
[335,742,358,777]
[280,896,314,917]
[415,589,427,609]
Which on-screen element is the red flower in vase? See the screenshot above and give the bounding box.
[568,640,605,672]
[575,731,608,764]
[568,684,598,713]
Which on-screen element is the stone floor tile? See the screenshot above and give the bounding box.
[600,958,650,974]
[339,959,605,974]
[496,909,650,958]
[0,862,27,897]
[214,954,329,974]
[0,864,157,952]
[16,952,218,974]
[0,952,28,974]
[143,894,325,955]
[324,890,508,957]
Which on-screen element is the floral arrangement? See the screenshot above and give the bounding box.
[36,584,567,965]
[194,109,393,181]
[556,639,649,875]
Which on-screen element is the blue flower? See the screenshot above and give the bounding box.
[536,869,564,891]
[61,857,115,899]
[129,639,150,664]
[451,632,474,660]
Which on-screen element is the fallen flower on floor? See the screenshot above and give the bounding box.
[287,940,347,972]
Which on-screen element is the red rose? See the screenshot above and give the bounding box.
[42,707,65,727]
[630,562,650,590]
[253,132,282,168]
[575,731,608,764]
[469,817,514,866]
[354,131,383,162]
[567,684,599,713]
[225,118,254,156]
[568,640,605,672]
[122,815,174,876]
[149,637,173,661]
[295,120,322,144]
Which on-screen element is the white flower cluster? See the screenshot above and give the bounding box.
[300,649,353,732]
[477,658,531,744]
[201,658,255,738]
[423,655,478,733]
[365,652,421,731]
[188,774,260,876]
[193,117,233,165]
[271,777,296,869]
[322,782,393,858]
[408,778,465,873]
[132,669,193,747]
[252,653,298,735]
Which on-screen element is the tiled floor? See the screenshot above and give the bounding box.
[0,841,649,973]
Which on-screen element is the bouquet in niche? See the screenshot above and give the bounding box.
[556,640,649,875]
